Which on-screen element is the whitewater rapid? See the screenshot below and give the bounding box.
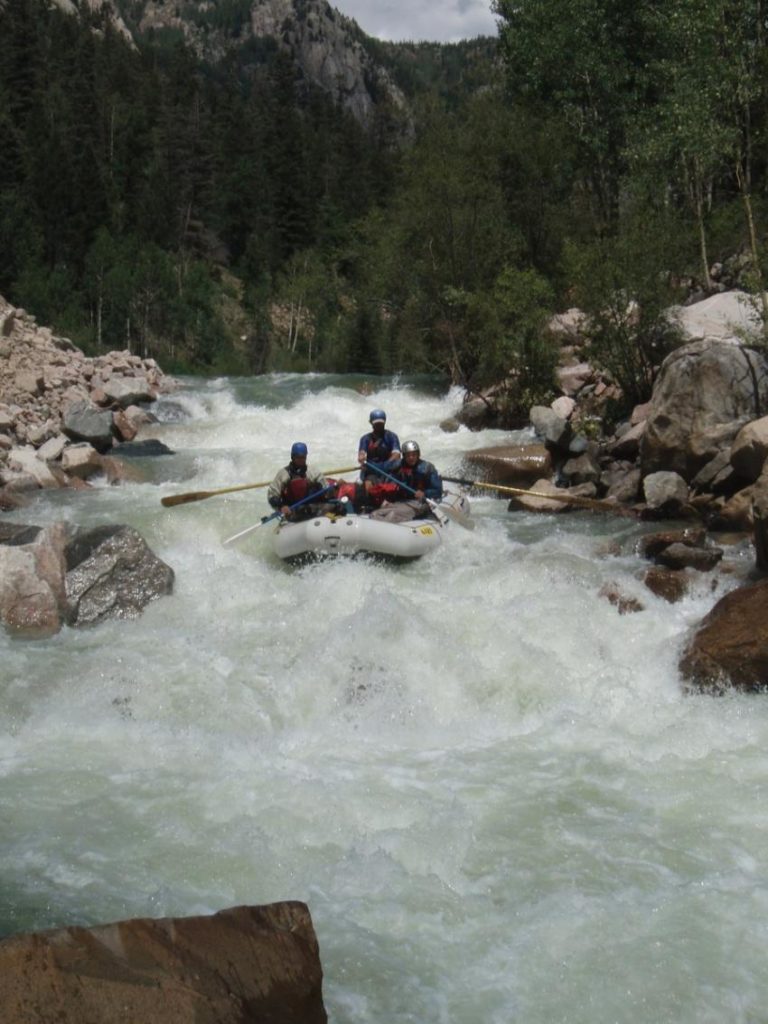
[1,374,766,1023]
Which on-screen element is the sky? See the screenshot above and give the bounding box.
[330,0,499,43]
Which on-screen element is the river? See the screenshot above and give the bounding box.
[1,374,766,1023]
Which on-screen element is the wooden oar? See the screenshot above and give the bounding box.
[443,476,638,518]
[161,466,359,507]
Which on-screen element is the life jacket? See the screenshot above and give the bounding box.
[367,482,399,507]
[397,462,427,495]
[364,432,396,463]
[282,466,310,504]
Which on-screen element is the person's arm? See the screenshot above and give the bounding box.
[358,434,369,465]
[267,468,287,509]
[423,463,443,501]
[386,431,401,462]
[308,468,329,494]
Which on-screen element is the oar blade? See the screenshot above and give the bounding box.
[161,491,213,507]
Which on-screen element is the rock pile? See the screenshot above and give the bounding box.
[454,290,768,693]
[0,294,175,506]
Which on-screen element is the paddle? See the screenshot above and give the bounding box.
[222,484,334,546]
[161,466,358,507]
[364,461,470,529]
[443,476,638,517]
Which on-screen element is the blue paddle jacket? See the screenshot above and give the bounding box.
[386,458,443,501]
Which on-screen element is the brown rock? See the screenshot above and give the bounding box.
[0,902,327,1024]
[0,523,67,637]
[507,478,572,514]
[465,444,553,486]
[637,528,707,560]
[656,542,723,571]
[113,408,138,442]
[680,578,768,692]
[643,566,690,603]
[599,582,645,614]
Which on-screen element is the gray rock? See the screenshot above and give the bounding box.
[62,400,114,451]
[641,339,768,480]
[643,470,690,509]
[65,525,174,626]
[530,405,572,450]
[561,451,601,486]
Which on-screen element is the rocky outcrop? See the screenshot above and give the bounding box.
[0,522,174,637]
[50,0,135,45]
[640,339,768,481]
[133,0,408,131]
[0,295,174,503]
[0,902,327,1024]
[679,578,768,692]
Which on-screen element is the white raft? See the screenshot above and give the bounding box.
[272,492,471,562]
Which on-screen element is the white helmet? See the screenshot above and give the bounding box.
[402,440,420,455]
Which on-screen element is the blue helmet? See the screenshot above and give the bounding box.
[369,409,386,424]
[290,442,308,458]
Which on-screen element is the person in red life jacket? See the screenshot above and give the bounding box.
[268,442,330,520]
[358,409,401,483]
[370,440,443,523]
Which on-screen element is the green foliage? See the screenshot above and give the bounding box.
[565,207,686,412]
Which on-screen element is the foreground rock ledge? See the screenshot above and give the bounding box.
[0,902,327,1024]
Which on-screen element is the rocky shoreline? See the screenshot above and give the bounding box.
[0,294,175,508]
[450,290,768,693]
[2,287,768,682]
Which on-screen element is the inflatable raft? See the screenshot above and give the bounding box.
[272,492,471,563]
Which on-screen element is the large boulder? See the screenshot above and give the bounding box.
[0,522,174,636]
[0,523,67,637]
[679,578,768,692]
[752,464,768,572]
[464,444,553,486]
[0,902,327,1024]
[730,415,768,483]
[672,290,764,343]
[640,339,768,481]
[62,400,115,452]
[65,525,175,626]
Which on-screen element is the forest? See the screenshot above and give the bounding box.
[1,0,768,425]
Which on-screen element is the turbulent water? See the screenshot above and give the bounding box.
[1,374,767,1023]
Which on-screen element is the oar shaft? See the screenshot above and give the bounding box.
[162,465,358,508]
[443,477,634,517]
[222,484,334,546]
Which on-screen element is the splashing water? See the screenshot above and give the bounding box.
[1,374,766,1023]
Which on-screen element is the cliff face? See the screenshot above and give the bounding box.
[50,0,136,47]
[126,0,408,129]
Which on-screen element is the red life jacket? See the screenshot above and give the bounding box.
[367,482,399,507]
[283,472,310,505]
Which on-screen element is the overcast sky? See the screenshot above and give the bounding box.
[330,0,499,43]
